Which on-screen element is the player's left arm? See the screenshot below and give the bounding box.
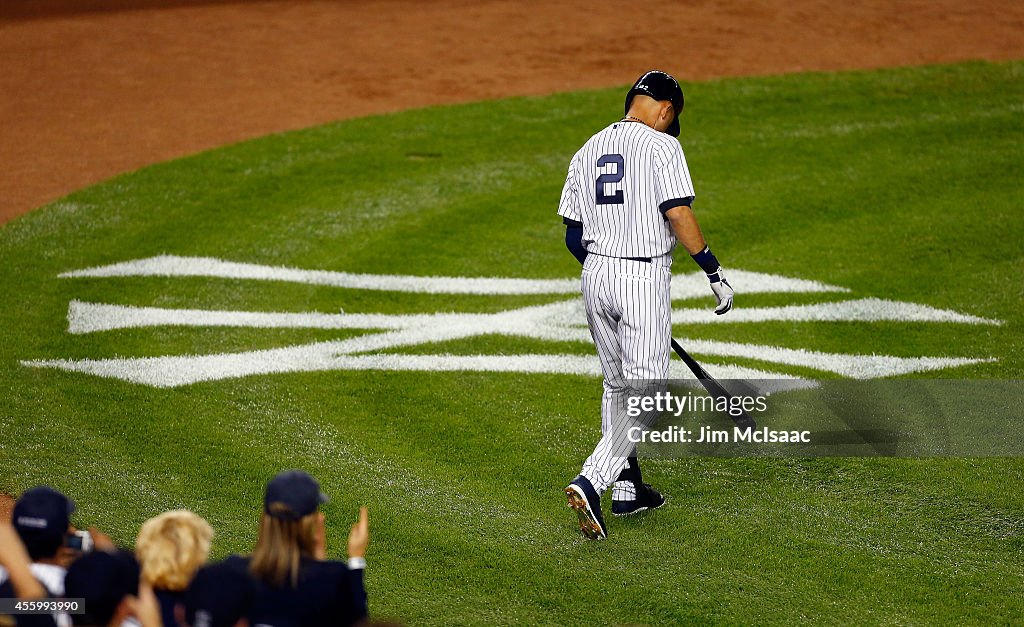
[664,204,706,254]
[664,205,733,315]
[656,143,733,315]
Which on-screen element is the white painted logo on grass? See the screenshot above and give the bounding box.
[22,255,999,387]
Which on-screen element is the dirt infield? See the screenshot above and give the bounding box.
[1,0,1022,224]
[0,493,13,523]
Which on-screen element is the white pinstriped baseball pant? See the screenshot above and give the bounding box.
[579,252,672,495]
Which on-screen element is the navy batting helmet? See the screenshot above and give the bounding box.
[624,70,684,137]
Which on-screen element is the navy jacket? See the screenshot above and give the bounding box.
[222,554,368,627]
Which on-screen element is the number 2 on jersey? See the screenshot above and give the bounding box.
[595,154,624,205]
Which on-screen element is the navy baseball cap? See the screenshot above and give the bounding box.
[65,551,140,625]
[624,70,685,137]
[12,486,75,536]
[263,470,329,521]
[184,559,252,627]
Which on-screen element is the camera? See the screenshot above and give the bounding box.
[64,530,93,553]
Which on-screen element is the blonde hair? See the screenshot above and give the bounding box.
[135,510,213,591]
[249,504,319,589]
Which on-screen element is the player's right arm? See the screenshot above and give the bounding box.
[557,154,588,265]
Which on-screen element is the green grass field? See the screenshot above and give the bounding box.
[1,60,1022,624]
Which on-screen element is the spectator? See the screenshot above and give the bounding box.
[63,551,159,627]
[0,487,76,600]
[0,487,115,627]
[135,510,213,627]
[0,521,49,627]
[237,470,369,626]
[181,560,252,627]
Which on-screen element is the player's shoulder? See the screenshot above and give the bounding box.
[569,127,611,165]
[573,123,681,160]
[647,129,682,152]
[645,130,684,166]
[578,124,616,149]
[619,123,682,154]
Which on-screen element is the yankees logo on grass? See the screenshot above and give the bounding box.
[19,255,999,388]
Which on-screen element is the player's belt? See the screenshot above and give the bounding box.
[589,251,652,263]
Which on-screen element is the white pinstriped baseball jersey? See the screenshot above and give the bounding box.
[557,120,695,259]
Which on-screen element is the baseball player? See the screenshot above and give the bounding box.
[559,70,734,540]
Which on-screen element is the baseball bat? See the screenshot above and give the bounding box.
[670,338,757,430]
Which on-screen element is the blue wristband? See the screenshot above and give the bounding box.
[691,246,720,275]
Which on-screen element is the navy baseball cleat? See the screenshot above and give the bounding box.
[564,476,607,540]
[612,483,666,517]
